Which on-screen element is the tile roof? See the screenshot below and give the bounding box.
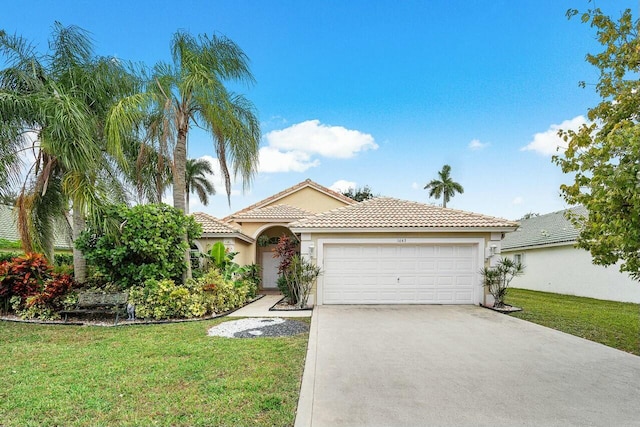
[0,204,20,242]
[290,197,518,230]
[224,179,355,221]
[192,212,244,234]
[0,204,73,250]
[233,204,316,220]
[501,206,587,250]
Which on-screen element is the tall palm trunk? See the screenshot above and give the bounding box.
[173,125,191,281]
[72,206,87,283]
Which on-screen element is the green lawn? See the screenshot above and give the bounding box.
[0,318,309,427]
[506,288,640,355]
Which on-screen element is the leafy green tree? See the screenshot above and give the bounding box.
[75,204,202,289]
[424,164,464,208]
[0,23,140,281]
[108,31,260,279]
[122,137,172,204]
[554,6,640,280]
[341,185,377,202]
[185,158,215,213]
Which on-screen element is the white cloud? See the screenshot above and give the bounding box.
[263,119,378,168]
[512,196,524,205]
[258,147,320,173]
[411,182,421,190]
[330,180,356,193]
[468,139,489,150]
[521,116,588,156]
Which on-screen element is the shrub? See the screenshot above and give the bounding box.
[280,255,321,308]
[272,235,299,275]
[242,264,261,295]
[53,253,73,267]
[0,253,75,318]
[197,269,248,313]
[76,204,202,289]
[126,267,252,321]
[0,251,22,263]
[18,273,75,320]
[481,257,525,308]
[1,253,52,300]
[128,279,207,320]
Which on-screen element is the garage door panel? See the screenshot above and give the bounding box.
[417,260,437,272]
[322,243,477,305]
[417,246,436,256]
[437,246,456,257]
[456,260,474,270]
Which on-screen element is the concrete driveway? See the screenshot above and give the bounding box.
[295,305,640,427]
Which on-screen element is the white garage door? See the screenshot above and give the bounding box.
[322,244,478,304]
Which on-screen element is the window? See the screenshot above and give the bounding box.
[513,253,525,265]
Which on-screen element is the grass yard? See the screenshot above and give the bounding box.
[0,318,309,427]
[506,288,640,355]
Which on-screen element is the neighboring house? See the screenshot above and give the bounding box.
[0,204,73,252]
[502,206,640,303]
[192,179,517,306]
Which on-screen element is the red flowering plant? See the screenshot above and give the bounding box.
[272,235,299,275]
[272,234,301,304]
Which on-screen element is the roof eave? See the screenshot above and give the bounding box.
[290,226,519,234]
[502,240,576,251]
[200,232,255,244]
[232,217,309,223]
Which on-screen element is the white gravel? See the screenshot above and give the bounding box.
[207,317,286,338]
[207,317,309,338]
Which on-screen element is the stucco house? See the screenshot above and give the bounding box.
[192,179,518,306]
[501,206,640,303]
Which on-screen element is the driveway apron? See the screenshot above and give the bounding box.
[295,305,640,427]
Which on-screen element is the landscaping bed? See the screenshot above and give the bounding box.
[0,295,265,327]
[506,288,640,355]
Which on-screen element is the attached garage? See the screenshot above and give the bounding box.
[290,197,518,306]
[322,242,478,304]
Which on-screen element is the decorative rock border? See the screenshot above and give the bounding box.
[269,296,313,312]
[480,303,523,314]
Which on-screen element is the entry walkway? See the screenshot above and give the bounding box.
[228,294,313,318]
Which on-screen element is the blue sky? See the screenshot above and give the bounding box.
[2,1,636,219]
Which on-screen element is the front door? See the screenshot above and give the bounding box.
[262,252,280,289]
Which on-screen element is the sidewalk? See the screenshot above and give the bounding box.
[228,294,313,318]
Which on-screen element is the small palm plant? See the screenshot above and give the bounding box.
[481,257,524,308]
[282,255,321,309]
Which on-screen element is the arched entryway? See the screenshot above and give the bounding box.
[254,225,299,291]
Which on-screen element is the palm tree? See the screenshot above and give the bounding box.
[185,158,215,214]
[0,23,140,281]
[424,164,464,208]
[108,30,260,280]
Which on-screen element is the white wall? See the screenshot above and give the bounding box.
[504,245,640,303]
